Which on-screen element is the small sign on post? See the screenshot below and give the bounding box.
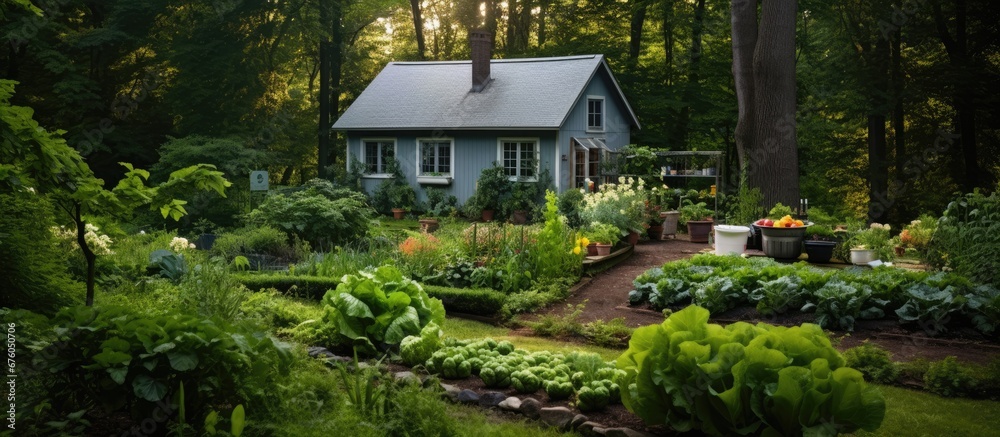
[250,171,269,191]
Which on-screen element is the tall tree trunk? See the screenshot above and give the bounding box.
[662,0,675,85]
[330,1,344,167]
[868,37,891,223]
[731,0,757,170]
[750,0,799,209]
[675,0,706,148]
[485,0,498,36]
[933,0,979,191]
[629,0,649,61]
[538,0,549,47]
[506,0,517,54]
[891,26,906,219]
[410,0,427,59]
[318,2,331,178]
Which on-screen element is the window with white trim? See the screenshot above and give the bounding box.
[500,139,538,180]
[587,97,604,131]
[362,139,395,174]
[418,139,452,175]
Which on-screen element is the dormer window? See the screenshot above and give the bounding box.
[587,96,604,132]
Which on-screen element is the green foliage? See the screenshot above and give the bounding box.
[924,357,977,398]
[528,303,586,338]
[0,192,80,314]
[500,278,574,318]
[575,384,611,412]
[211,225,294,260]
[423,186,458,217]
[749,276,805,316]
[557,188,585,228]
[679,199,713,223]
[30,305,292,428]
[581,318,633,348]
[585,222,621,245]
[690,276,744,314]
[926,190,1000,285]
[802,280,887,331]
[371,158,416,212]
[179,261,250,323]
[616,305,886,435]
[465,163,513,213]
[965,285,1000,334]
[249,178,373,248]
[421,284,507,317]
[319,266,445,355]
[148,249,188,283]
[533,191,580,280]
[400,322,444,366]
[767,203,795,219]
[726,164,764,226]
[894,282,967,335]
[843,343,900,385]
[235,273,340,300]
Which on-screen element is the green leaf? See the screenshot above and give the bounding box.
[384,306,421,344]
[107,367,128,385]
[132,374,168,402]
[168,351,199,371]
[230,404,245,437]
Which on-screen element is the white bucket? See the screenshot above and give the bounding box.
[714,225,750,255]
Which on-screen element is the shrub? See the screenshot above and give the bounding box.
[927,189,1000,285]
[843,343,900,384]
[179,261,250,322]
[582,317,633,348]
[557,187,585,228]
[580,176,647,233]
[924,356,977,397]
[617,305,885,436]
[249,178,373,247]
[421,284,506,316]
[211,225,294,260]
[29,306,292,431]
[534,191,583,280]
[0,191,81,314]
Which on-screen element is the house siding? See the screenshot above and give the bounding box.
[556,69,633,191]
[346,130,558,206]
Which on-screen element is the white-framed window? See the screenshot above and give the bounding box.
[498,138,539,180]
[361,138,395,175]
[587,96,604,132]
[417,138,453,175]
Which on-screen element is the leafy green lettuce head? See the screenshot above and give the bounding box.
[616,305,884,436]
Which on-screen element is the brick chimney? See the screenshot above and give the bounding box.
[469,29,493,92]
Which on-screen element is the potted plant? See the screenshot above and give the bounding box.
[803,224,838,263]
[848,223,894,265]
[587,222,620,256]
[372,158,416,219]
[469,163,512,222]
[508,182,535,224]
[679,200,714,243]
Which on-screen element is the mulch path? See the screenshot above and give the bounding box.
[522,236,1000,365]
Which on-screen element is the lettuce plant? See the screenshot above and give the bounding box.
[321,266,445,354]
[616,305,885,436]
[801,280,887,331]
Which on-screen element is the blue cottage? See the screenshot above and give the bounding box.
[332,30,640,205]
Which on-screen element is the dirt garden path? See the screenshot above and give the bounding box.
[523,237,1000,365]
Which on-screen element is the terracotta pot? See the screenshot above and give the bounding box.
[481,209,495,222]
[512,209,528,224]
[894,246,905,257]
[686,220,713,243]
[391,208,405,220]
[647,225,663,240]
[586,242,598,256]
[627,231,640,245]
[595,243,612,256]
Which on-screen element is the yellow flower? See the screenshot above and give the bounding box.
[572,246,582,255]
[580,237,590,247]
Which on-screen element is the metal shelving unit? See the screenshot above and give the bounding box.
[656,151,724,218]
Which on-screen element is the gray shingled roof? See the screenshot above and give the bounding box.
[332,54,640,130]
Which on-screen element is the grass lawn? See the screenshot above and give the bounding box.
[444,316,1000,436]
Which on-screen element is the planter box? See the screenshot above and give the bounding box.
[804,240,837,264]
[687,220,713,243]
[416,175,453,185]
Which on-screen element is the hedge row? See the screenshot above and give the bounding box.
[235,274,506,317]
[234,274,340,300]
[421,284,507,317]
